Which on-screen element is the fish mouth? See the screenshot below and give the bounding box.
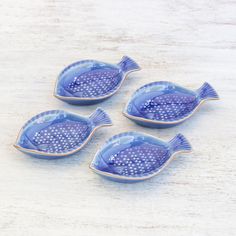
[13,143,20,150]
[89,163,96,171]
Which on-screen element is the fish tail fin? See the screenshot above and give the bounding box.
[89,108,112,128]
[169,134,192,154]
[197,82,219,101]
[118,56,141,73]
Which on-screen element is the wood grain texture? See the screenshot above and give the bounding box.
[0,0,235,235]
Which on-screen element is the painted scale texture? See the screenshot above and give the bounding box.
[55,56,140,105]
[14,108,112,158]
[123,81,219,128]
[90,132,192,182]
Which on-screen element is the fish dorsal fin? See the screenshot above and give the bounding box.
[22,110,65,130]
[106,132,141,144]
[58,60,95,78]
[131,81,174,98]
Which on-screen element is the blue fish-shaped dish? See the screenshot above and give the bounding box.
[90,132,192,183]
[123,81,219,128]
[54,56,140,105]
[14,108,112,159]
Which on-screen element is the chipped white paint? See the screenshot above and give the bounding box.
[0,0,235,235]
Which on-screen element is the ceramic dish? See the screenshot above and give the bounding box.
[14,108,112,159]
[90,132,192,183]
[123,81,219,128]
[54,56,140,105]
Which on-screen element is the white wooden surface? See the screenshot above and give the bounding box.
[0,0,235,235]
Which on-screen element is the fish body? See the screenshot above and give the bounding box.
[55,56,140,105]
[14,108,112,158]
[123,81,219,128]
[90,132,192,182]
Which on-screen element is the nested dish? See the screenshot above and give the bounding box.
[123,81,219,128]
[14,108,112,159]
[54,56,140,105]
[90,132,192,183]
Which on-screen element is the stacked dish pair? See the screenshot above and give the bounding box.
[14,56,219,182]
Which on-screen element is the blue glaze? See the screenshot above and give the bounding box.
[90,132,192,182]
[123,81,219,128]
[54,56,140,105]
[14,108,112,159]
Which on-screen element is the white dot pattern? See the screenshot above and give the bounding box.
[32,121,89,153]
[106,143,170,177]
[66,69,121,97]
[139,93,198,121]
